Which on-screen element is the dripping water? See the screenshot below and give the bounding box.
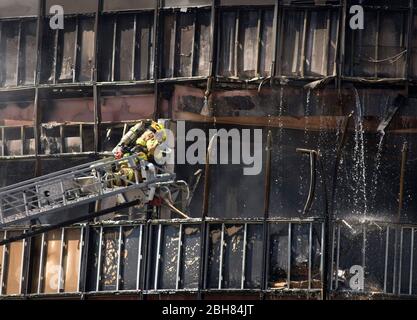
[353,89,368,216]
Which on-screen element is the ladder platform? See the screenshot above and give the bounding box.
[0,155,175,228]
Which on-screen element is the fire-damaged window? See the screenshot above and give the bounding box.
[0,126,35,156]
[0,230,25,295]
[39,89,95,155]
[41,16,95,83]
[218,7,274,79]
[331,222,417,295]
[99,12,154,82]
[27,228,84,294]
[345,8,407,78]
[278,8,339,78]
[268,222,323,290]
[207,223,263,289]
[150,223,201,290]
[161,8,211,78]
[0,19,37,87]
[86,225,144,292]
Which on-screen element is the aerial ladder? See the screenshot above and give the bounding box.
[0,121,190,231]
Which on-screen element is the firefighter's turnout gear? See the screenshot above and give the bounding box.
[111,120,167,186]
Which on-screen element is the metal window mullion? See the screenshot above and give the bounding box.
[287,223,291,289]
[73,17,79,83]
[335,224,341,290]
[111,17,117,82]
[322,10,331,76]
[136,225,143,291]
[37,233,46,294]
[53,29,59,84]
[20,126,25,156]
[116,226,122,291]
[57,228,65,293]
[218,223,225,290]
[375,11,380,78]
[171,12,178,78]
[0,231,6,295]
[154,224,162,290]
[190,10,197,77]
[16,21,22,87]
[175,224,182,290]
[255,9,263,77]
[320,223,324,288]
[76,226,84,293]
[0,198,4,225]
[362,223,367,288]
[19,231,26,294]
[241,223,247,290]
[393,227,399,294]
[1,127,5,157]
[409,228,414,295]
[398,227,404,294]
[308,222,313,291]
[79,124,83,152]
[233,10,240,77]
[384,226,390,293]
[131,14,137,81]
[300,10,308,77]
[95,226,103,292]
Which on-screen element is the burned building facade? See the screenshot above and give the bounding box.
[1,0,417,300]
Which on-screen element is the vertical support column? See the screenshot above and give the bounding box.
[152,0,160,119]
[16,21,22,87]
[241,223,248,290]
[0,232,6,295]
[287,223,292,289]
[410,228,415,295]
[337,0,347,90]
[57,228,65,293]
[73,16,80,83]
[116,226,122,291]
[95,226,103,292]
[308,222,313,290]
[93,85,101,154]
[77,226,84,293]
[271,0,279,78]
[175,224,182,290]
[384,226,390,293]
[37,233,46,294]
[136,225,143,291]
[218,223,225,290]
[93,0,102,83]
[261,131,272,296]
[406,0,414,87]
[154,224,162,290]
[132,14,137,81]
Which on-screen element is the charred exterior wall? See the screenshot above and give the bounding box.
[1,0,417,299]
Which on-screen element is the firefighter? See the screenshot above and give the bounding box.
[111,120,167,186]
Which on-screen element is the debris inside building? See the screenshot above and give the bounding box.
[0,0,417,301]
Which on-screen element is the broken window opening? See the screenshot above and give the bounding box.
[279,8,339,78]
[0,19,37,88]
[41,15,96,84]
[330,221,407,294]
[268,222,323,290]
[345,9,407,78]
[218,7,274,80]
[0,126,35,157]
[161,8,211,79]
[206,223,263,290]
[152,223,201,290]
[99,12,154,82]
[86,225,143,292]
[0,230,25,295]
